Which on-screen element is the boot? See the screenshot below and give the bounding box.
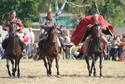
[63,46,66,52]
[104,51,109,56]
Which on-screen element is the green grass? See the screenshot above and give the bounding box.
[0,58,125,84]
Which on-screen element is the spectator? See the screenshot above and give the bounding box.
[122,34,125,51]
[64,29,71,44]
[31,44,37,59]
[23,31,29,58]
[111,33,120,61]
[28,28,35,58]
[117,34,124,61]
[72,51,80,60]
[104,35,112,60]
[0,50,4,59]
[0,33,2,51]
[0,33,4,59]
[71,44,84,60]
[63,29,72,59]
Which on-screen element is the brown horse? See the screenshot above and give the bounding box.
[4,22,22,77]
[85,24,104,78]
[39,28,60,78]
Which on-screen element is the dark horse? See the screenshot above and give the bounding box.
[40,28,60,77]
[85,24,104,78]
[4,22,22,77]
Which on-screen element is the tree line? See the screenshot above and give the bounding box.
[0,0,125,28]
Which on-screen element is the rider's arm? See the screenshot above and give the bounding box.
[2,26,9,31]
[2,20,9,31]
[101,25,108,36]
[17,22,24,30]
[102,25,107,31]
[16,19,24,30]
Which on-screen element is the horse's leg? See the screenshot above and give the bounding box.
[43,56,49,76]
[47,57,52,76]
[93,56,97,76]
[17,60,20,77]
[14,59,18,77]
[55,55,60,78]
[11,60,15,77]
[90,54,95,76]
[100,54,103,78]
[6,59,11,76]
[85,56,91,76]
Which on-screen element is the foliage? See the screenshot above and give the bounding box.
[0,0,125,28]
[0,0,41,27]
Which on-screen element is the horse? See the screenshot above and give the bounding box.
[39,28,60,78]
[4,22,22,77]
[85,24,104,78]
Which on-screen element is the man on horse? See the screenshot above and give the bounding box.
[71,14,113,56]
[2,10,25,53]
[39,11,66,52]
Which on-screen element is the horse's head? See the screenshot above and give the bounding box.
[48,27,58,43]
[92,23,102,37]
[8,21,19,35]
[51,28,58,43]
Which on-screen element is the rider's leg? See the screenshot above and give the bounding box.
[38,38,45,52]
[101,35,108,55]
[18,39,26,51]
[57,37,61,47]
[2,37,9,50]
[83,34,92,56]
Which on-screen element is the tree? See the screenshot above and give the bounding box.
[0,0,41,27]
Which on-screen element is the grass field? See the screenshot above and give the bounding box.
[0,58,125,84]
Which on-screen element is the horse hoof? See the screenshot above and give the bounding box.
[47,74,51,77]
[17,73,20,77]
[89,74,91,76]
[100,76,103,78]
[12,73,15,77]
[57,75,61,78]
[93,73,97,76]
[8,73,12,77]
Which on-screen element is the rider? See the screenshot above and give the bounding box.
[84,14,109,56]
[2,10,25,52]
[71,14,114,56]
[39,11,66,52]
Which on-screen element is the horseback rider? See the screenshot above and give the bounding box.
[84,14,110,56]
[38,11,66,52]
[2,10,25,52]
[71,14,114,56]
